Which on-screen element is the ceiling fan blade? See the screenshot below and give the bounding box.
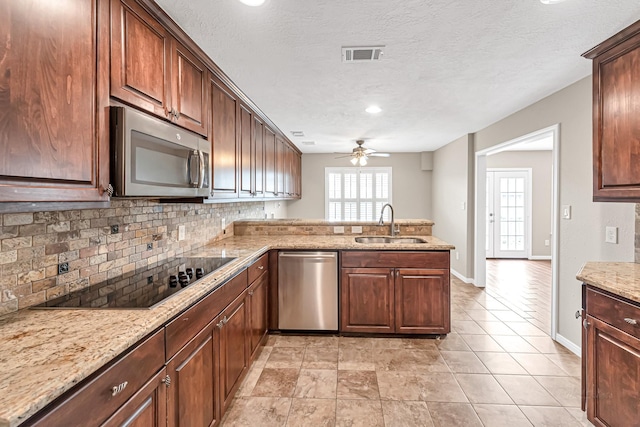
[334,154,355,158]
[363,148,376,154]
[369,153,390,157]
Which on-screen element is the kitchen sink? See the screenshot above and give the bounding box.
[354,236,428,244]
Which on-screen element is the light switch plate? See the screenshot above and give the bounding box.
[605,226,618,244]
[561,205,571,220]
[178,225,186,241]
[333,226,345,234]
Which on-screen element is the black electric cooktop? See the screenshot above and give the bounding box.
[34,256,236,309]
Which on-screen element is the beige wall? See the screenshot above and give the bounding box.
[432,135,474,278]
[473,76,635,349]
[287,153,433,220]
[487,150,552,258]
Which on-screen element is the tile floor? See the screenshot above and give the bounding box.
[220,276,592,426]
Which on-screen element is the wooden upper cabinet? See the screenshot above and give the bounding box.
[172,41,209,136]
[210,76,238,198]
[264,128,277,196]
[0,0,109,203]
[254,117,265,197]
[583,20,640,201]
[111,0,172,120]
[276,137,286,196]
[111,0,208,137]
[239,105,253,197]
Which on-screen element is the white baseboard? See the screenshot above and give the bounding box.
[555,333,581,356]
[451,269,478,286]
[529,255,552,260]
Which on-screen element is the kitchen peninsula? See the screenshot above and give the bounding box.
[0,219,452,427]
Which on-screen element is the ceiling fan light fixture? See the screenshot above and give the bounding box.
[350,157,358,165]
[365,105,382,114]
[238,0,266,6]
[359,157,367,166]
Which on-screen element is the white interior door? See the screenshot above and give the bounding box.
[487,170,530,259]
[486,172,495,258]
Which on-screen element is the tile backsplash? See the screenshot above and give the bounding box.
[0,200,265,315]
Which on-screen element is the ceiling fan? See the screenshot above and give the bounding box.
[335,140,390,166]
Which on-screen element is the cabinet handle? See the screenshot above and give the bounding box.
[583,319,589,330]
[624,318,638,325]
[248,290,254,296]
[395,270,399,277]
[111,381,128,397]
[161,375,171,387]
[258,265,264,270]
[216,320,224,329]
[174,110,180,120]
[223,315,229,325]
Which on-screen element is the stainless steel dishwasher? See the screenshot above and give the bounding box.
[278,251,338,331]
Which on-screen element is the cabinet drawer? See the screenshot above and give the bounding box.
[30,330,165,427]
[165,270,248,358]
[341,251,449,269]
[587,287,640,338]
[248,253,268,284]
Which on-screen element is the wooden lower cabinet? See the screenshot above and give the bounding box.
[395,268,450,334]
[166,322,219,427]
[340,251,451,335]
[217,292,249,414]
[584,286,640,427]
[102,369,168,427]
[341,268,395,333]
[248,271,269,359]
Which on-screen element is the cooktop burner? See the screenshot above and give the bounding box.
[34,256,237,309]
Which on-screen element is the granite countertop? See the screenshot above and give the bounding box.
[0,234,453,427]
[577,262,640,304]
[235,219,435,226]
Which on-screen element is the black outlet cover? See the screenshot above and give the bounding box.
[111,224,119,234]
[58,263,69,275]
[147,243,153,250]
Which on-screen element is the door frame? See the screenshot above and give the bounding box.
[486,168,533,259]
[473,124,560,340]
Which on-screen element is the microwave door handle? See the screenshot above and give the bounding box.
[188,150,199,187]
[198,149,205,189]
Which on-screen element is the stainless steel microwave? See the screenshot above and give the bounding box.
[110,105,210,197]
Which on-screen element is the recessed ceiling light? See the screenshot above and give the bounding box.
[238,0,265,6]
[290,131,305,137]
[365,105,382,114]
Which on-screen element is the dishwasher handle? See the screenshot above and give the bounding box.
[279,252,337,259]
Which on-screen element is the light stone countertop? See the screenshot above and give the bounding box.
[576,262,640,304]
[235,219,435,226]
[0,234,453,427]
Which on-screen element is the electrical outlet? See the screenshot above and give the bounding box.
[455,251,460,260]
[544,239,550,246]
[222,218,226,234]
[605,226,618,244]
[333,226,345,234]
[178,225,186,241]
[351,226,363,234]
[146,243,153,251]
[110,224,119,234]
[58,262,69,275]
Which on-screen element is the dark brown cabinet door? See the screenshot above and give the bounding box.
[264,128,277,196]
[111,0,172,120]
[586,315,640,427]
[218,294,249,414]
[254,117,265,197]
[395,268,450,334]
[172,41,209,137]
[584,21,640,201]
[102,369,167,427]
[248,272,268,359]
[0,0,109,202]
[166,323,219,427]
[340,268,394,333]
[276,137,286,196]
[239,105,253,197]
[210,76,238,198]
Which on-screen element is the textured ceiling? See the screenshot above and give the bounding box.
[156,0,640,154]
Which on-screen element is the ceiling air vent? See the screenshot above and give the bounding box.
[342,46,384,63]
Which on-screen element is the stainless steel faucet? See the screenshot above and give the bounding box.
[378,203,400,236]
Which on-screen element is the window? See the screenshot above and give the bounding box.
[325,167,392,221]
